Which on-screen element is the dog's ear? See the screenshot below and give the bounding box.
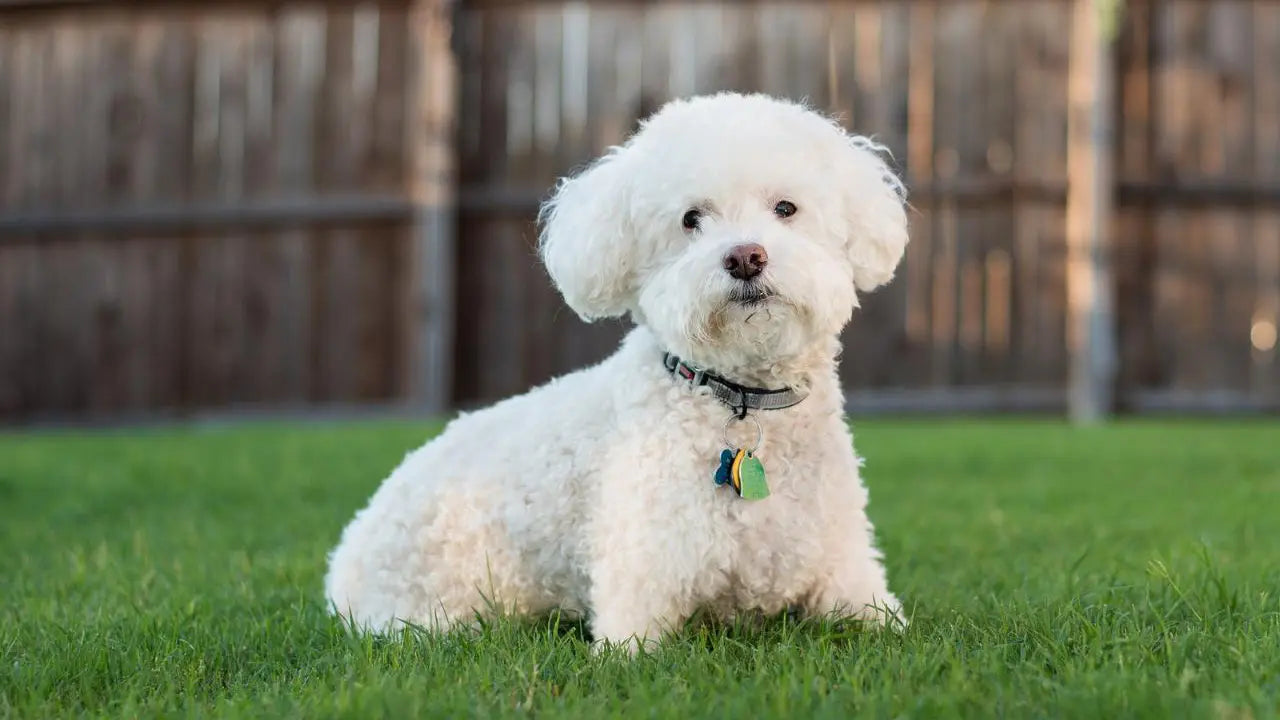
[837,135,910,293]
[538,149,637,321]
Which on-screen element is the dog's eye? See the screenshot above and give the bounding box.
[681,209,702,231]
[774,200,798,219]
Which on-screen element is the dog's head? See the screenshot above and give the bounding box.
[538,93,908,374]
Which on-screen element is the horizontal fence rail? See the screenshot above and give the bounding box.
[0,196,414,235]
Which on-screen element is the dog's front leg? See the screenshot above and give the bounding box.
[585,446,722,654]
[588,548,699,655]
[805,521,905,630]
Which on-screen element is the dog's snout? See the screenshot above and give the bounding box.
[723,243,768,281]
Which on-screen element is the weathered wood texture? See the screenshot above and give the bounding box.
[1114,0,1280,409]
[0,1,435,421]
[452,0,1280,412]
[2,0,1279,422]
[452,0,1076,405]
[1066,0,1119,423]
[403,0,459,413]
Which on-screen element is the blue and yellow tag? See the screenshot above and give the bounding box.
[714,448,770,500]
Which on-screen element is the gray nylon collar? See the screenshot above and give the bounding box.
[662,352,809,418]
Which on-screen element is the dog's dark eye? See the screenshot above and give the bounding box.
[681,209,702,231]
[774,200,798,219]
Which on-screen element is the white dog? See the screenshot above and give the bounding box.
[325,92,910,650]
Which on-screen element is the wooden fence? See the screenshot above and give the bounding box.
[0,0,456,421]
[1113,0,1280,412]
[451,0,1280,413]
[1,0,1278,423]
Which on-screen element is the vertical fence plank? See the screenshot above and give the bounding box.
[0,2,20,415]
[0,23,9,212]
[317,7,361,402]
[274,5,328,405]
[1012,4,1072,388]
[403,0,458,413]
[1251,1,1280,393]
[980,4,1016,382]
[215,19,251,405]
[520,4,562,390]
[1151,2,1196,393]
[98,19,144,413]
[1113,0,1160,406]
[929,5,964,386]
[238,18,277,404]
[903,1,935,387]
[1065,0,1119,422]
[452,6,500,405]
[1201,2,1251,392]
[140,16,191,413]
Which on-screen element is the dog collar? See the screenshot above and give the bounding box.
[662,352,808,417]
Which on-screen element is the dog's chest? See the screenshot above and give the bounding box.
[716,469,826,607]
[641,389,843,610]
[695,420,829,610]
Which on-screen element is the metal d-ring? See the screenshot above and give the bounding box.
[722,413,763,454]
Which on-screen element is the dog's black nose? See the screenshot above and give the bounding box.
[723,243,768,280]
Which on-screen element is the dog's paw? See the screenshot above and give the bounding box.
[853,598,909,632]
[590,634,657,658]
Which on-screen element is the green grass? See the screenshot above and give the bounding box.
[1,419,1278,719]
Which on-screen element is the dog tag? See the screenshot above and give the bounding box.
[735,452,769,500]
[714,448,770,500]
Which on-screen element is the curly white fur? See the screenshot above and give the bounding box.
[325,93,910,650]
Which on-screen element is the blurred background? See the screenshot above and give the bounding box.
[0,0,1277,426]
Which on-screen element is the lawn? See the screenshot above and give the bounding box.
[1,419,1277,718]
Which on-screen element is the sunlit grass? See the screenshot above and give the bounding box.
[2,419,1277,718]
